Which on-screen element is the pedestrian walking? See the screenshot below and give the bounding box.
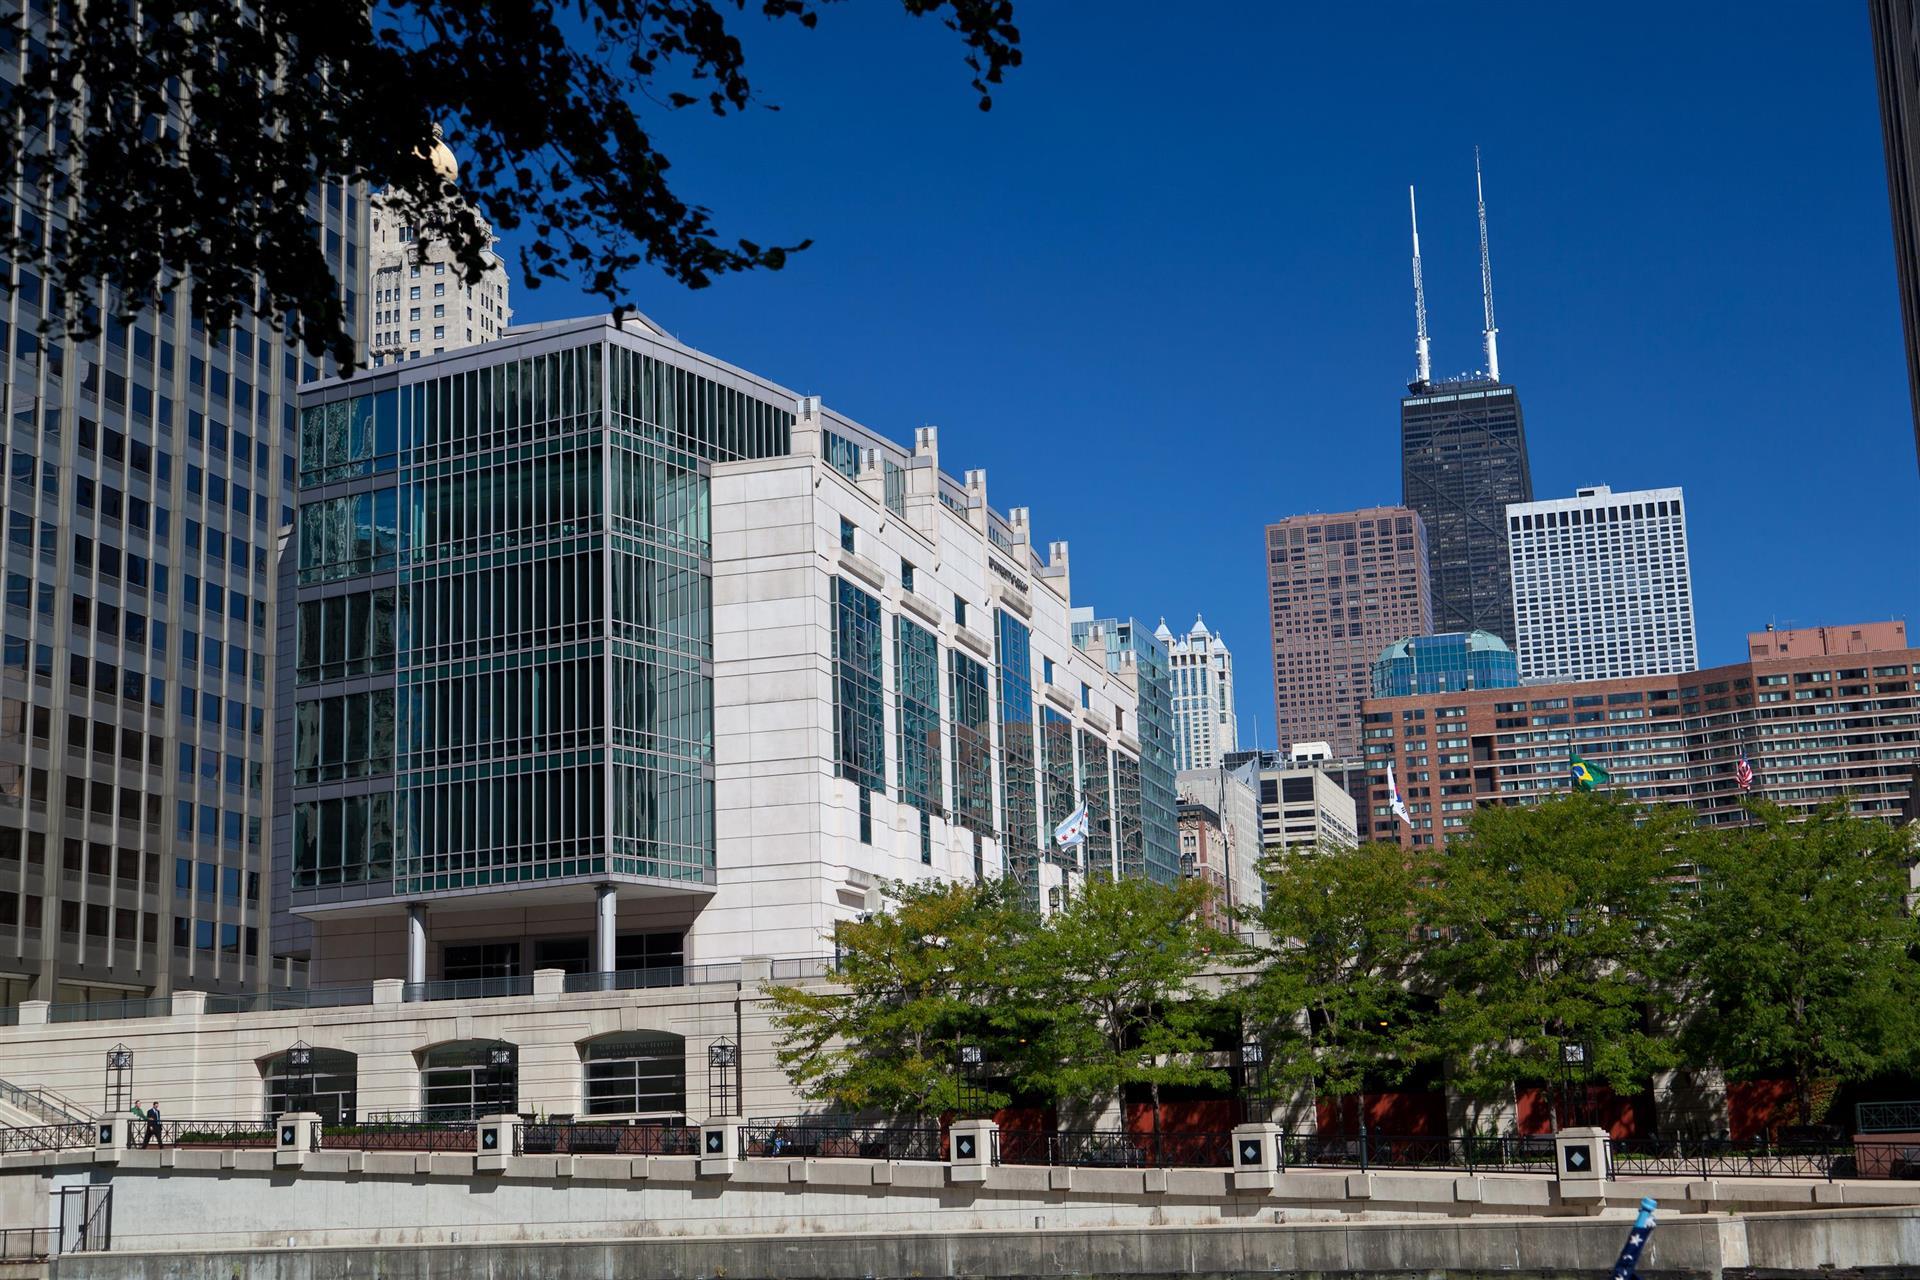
[141,1101,163,1148]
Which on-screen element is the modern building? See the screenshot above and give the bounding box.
[367,131,511,367]
[1176,760,1263,914]
[1360,621,1920,850]
[1371,630,1519,699]
[0,34,367,1008]
[1159,616,1238,771]
[1506,484,1697,682]
[1071,612,1182,886]
[1399,378,1532,645]
[1870,0,1920,473]
[1175,799,1230,929]
[1747,620,1909,660]
[281,311,1173,986]
[1265,507,1431,758]
[1256,762,1359,854]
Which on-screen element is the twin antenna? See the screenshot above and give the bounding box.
[1408,147,1501,387]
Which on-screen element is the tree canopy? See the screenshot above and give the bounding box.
[1,1,1022,366]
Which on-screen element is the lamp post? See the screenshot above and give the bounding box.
[286,1041,315,1118]
[707,1037,739,1118]
[1239,1039,1266,1122]
[957,1044,986,1119]
[1560,1040,1587,1131]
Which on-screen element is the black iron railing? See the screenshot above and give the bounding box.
[1280,1132,1556,1173]
[1609,1137,1866,1180]
[401,975,535,1003]
[993,1130,1234,1169]
[517,1122,699,1156]
[739,1122,943,1162]
[0,1226,53,1261]
[0,1122,92,1154]
[363,1106,495,1126]
[321,1121,475,1152]
[0,1078,90,1125]
[1856,1100,1920,1133]
[143,1118,276,1149]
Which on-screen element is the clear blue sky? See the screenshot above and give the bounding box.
[504,2,1918,748]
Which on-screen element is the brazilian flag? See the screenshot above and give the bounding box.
[1570,751,1611,791]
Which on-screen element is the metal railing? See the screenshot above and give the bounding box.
[1609,1137,1869,1180]
[0,1122,92,1154]
[362,1106,495,1126]
[560,964,739,994]
[143,1118,276,1149]
[1280,1132,1556,1173]
[517,1122,699,1156]
[0,1077,91,1125]
[320,1120,474,1152]
[1856,1100,1920,1133]
[204,984,377,1015]
[0,1226,53,1261]
[997,1129,1235,1169]
[47,996,172,1024]
[401,975,534,1003]
[739,1122,944,1162]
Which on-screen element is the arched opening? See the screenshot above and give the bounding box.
[260,1047,359,1124]
[580,1032,685,1118]
[419,1040,517,1121]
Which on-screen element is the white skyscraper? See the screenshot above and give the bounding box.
[1158,617,1238,771]
[1506,484,1699,682]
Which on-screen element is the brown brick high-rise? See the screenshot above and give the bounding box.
[1266,507,1432,758]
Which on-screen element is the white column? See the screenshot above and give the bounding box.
[594,884,617,973]
[406,903,427,985]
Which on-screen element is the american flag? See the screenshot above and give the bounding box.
[1734,756,1754,792]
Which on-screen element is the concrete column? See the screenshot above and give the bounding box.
[1230,1122,1283,1190]
[406,904,427,986]
[1554,1125,1611,1203]
[594,884,616,973]
[948,1118,997,1185]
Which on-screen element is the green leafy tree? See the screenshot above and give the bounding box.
[763,877,1026,1117]
[1,1,1022,366]
[1676,800,1920,1125]
[1237,841,1437,1118]
[1007,875,1229,1134]
[1426,794,1690,1127]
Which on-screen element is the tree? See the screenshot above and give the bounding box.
[1006,875,1229,1135]
[1236,841,1436,1122]
[1675,800,1920,1126]
[1,1,1022,366]
[762,877,1025,1117]
[1426,794,1690,1128]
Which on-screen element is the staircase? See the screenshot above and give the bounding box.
[0,1078,89,1128]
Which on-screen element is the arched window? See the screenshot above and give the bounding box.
[420,1040,517,1121]
[580,1033,685,1117]
[261,1048,358,1124]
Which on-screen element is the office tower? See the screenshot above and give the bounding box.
[1361,621,1920,850]
[1072,613,1183,886]
[1176,760,1263,913]
[1158,616,1238,771]
[282,312,1164,983]
[1399,163,1532,643]
[1506,484,1698,681]
[1265,506,1431,758]
[367,130,512,367]
[1255,762,1359,854]
[0,38,366,1007]
[1372,630,1519,698]
[1870,0,1920,473]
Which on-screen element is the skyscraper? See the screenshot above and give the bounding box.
[0,43,367,1005]
[1072,613,1183,886]
[1265,506,1431,759]
[367,129,512,368]
[1157,616,1237,771]
[1506,484,1698,682]
[1870,0,1920,473]
[1399,160,1532,643]
[1370,630,1519,698]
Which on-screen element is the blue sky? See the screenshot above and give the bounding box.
[504,2,1918,748]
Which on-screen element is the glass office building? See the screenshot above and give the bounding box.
[1370,630,1520,698]
[1071,614,1180,884]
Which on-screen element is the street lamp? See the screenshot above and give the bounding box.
[1559,1041,1587,1130]
[957,1043,986,1119]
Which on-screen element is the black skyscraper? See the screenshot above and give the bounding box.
[1870,0,1920,474]
[1399,377,1532,645]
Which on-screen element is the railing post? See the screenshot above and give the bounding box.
[1231,1123,1282,1190]
[1553,1126,1610,1203]
[948,1117,996,1185]
[476,1113,521,1173]
[698,1118,738,1177]
[1359,1127,1369,1172]
[92,1114,129,1165]
[274,1112,320,1168]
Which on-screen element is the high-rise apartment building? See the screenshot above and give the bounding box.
[282,312,1174,983]
[1265,507,1431,758]
[1158,616,1237,771]
[1506,484,1697,682]
[1371,630,1518,698]
[367,132,511,367]
[1360,621,1920,850]
[1870,0,1920,473]
[1748,620,1909,660]
[0,15,367,1009]
[1399,379,1532,644]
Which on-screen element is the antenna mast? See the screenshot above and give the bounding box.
[1409,185,1432,387]
[1476,147,1500,383]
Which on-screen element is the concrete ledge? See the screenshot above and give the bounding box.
[1453,1175,1483,1203]
[1047,1166,1072,1192]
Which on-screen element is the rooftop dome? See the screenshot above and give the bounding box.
[419,122,458,185]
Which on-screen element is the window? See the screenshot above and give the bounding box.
[1043,656,1055,685]
[839,517,856,553]
[901,559,914,594]
[262,1047,358,1124]
[954,595,968,628]
[581,1033,686,1116]
[419,1041,517,1122]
